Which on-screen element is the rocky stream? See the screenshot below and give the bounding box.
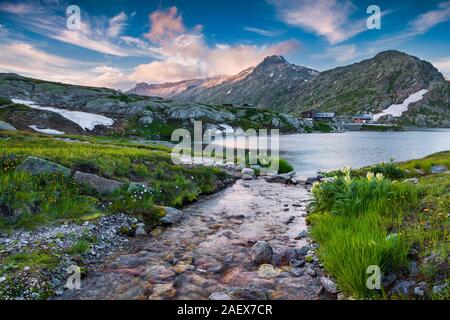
[59,179,334,300]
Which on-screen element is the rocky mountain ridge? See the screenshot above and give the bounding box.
[0,73,312,139]
[129,51,450,127]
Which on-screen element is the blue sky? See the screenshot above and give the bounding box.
[0,0,449,90]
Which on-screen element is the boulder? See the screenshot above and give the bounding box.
[294,230,309,240]
[290,176,305,185]
[138,115,153,125]
[242,174,254,181]
[321,277,339,294]
[258,264,281,279]
[432,283,448,295]
[381,273,397,287]
[431,165,447,174]
[410,261,419,276]
[209,292,231,300]
[414,282,427,297]
[149,283,176,299]
[15,156,71,177]
[73,171,124,194]
[135,226,147,237]
[290,259,305,268]
[391,280,416,295]
[306,266,316,277]
[277,248,301,266]
[227,287,267,300]
[264,173,292,184]
[160,207,184,225]
[297,245,311,256]
[242,168,255,177]
[250,241,273,265]
[0,120,16,131]
[291,268,304,277]
[305,176,319,185]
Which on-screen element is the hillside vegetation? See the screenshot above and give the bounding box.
[308,152,449,299]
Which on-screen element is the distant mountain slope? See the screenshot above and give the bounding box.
[278,50,449,127]
[128,77,228,98]
[129,51,449,127]
[0,73,310,138]
[175,56,319,108]
[129,56,319,109]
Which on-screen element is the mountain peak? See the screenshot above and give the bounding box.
[260,55,288,65]
[374,50,416,61]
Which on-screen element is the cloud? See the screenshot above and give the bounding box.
[409,1,450,34]
[145,6,190,43]
[244,27,283,37]
[432,57,450,77]
[310,45,358,63]
[130,7,299,83]
[0,5,300,88]
[0,42,134,89]
[2,3,153,57]
[376,1,450,45]
[0,2,35,14]
[268,0,366,44]
[107,12,128,37]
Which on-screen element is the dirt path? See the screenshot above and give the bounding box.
[60,179,330,300]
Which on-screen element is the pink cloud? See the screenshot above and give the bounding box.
[145,7,188,43]
[132,7,299,84]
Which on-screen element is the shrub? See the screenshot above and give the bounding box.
[310,171,420,298]
[276,157,294,174]
[67,240,90,255]
[311,210,409,298]
[369,158,405,180]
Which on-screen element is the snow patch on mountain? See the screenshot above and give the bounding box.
[373,89,428,121]
[12,99,114,131]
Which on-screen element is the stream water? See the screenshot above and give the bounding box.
[59,130,450,300]
[60,179,329,300]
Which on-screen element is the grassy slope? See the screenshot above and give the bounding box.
[0,129,234,299]
[308,152,449,299]
[0,130,231,230]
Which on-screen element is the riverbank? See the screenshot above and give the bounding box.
[307,152,449,299]
[0,129,298,300]
[0,130,236,299]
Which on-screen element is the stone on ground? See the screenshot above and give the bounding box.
[73,171,124,194]
[250,241,273,265]
[16,156,71,177]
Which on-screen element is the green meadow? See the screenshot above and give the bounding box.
[308,152,449,299]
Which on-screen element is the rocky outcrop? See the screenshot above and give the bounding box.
[0,120,16,131]
[321,277,339,294]
[15,156,71,177]
[0,73,308,138]
[159,207,184,225]
[130,51,450,127]
[73,171,124,194]
[173,55,319,110]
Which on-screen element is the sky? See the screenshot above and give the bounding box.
[0,0,449,90]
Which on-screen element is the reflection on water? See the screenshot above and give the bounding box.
[215,129,450,177]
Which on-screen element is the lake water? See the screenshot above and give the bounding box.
[279,129,450,176]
